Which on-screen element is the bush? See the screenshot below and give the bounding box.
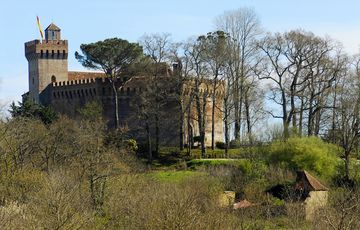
[215,141,226,149]
[126,139,138,152]
[229,139,241,148]
[268,136,340,178]
[193,136,203,144]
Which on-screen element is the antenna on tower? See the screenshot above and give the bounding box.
[36,16,45,41]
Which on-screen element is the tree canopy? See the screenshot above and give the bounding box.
[75,38,144,77]
[9,100,58,125]
[75,38,144,128]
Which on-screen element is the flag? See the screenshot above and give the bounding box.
[36,16,44,40]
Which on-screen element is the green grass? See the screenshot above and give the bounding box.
[158,146,267,159]
[148,170,207,183]
[187,158,252,172]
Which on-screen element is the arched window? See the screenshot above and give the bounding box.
[51,75,56,83]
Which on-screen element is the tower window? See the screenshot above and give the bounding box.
[51,75,56,83]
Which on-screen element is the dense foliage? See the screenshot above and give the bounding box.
[9,100,58,125]
[268,136,340,178]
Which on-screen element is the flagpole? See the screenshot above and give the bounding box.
[36,16,45,42]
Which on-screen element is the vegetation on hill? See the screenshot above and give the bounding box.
[5,5,360,229]
[268,137,340,179]
[1,110,360,228]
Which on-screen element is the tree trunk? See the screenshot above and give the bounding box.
[344,150,350,181]
[200,95,207,157]
[179,110,184,151]
[146,122,152,163]
[281,89,289,138]
[234,77,240,140]
[195,92,207,158]
[307,95,314,136]
[211,95,216,150]
[111,81,119,129]
[187,101,192,156]
[314,109,321,136]
[238,88,243,141]
[244,88,252,144]
[331,84,338,143]
[224,106,229,156]
[298,97,304,136]
[155,114,159,157]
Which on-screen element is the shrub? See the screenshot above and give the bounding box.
[193,136,203,144]
[229,139,241,148]
[215,141,226,149]
[126,139,138,152]
[268,136,340,178]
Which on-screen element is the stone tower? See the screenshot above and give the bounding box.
[25,23,68,104]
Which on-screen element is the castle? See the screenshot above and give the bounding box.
[24,23,224,146]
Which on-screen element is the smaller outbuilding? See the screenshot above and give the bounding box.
[218,191,236,208]
[294,170,328,221]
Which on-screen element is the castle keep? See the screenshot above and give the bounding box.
[24,23,224,146]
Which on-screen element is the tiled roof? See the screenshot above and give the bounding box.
[45,23,61,31]
[296,170,328,191]
[68,71,106,81]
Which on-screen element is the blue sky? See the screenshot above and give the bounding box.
[1,0,360,107]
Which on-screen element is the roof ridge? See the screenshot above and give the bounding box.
[45,23,61,31]
[302,170,328,191]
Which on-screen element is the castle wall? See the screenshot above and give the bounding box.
[184,96,224,146]
[49,78,102,116]
[183,81,225,146]
[48,77,181,146]
[305,191,328,221]
[27,59,40,102]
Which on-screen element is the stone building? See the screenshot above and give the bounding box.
[294,170,328,221]
[24,23,224,146]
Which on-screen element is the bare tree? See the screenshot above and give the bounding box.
[168,42,193,151]
[199,31,228,150]
[330,55,360,181]
[139,33,172,155]
[185,37,210,157]
[215,7,262,142]
[257,30,336,138]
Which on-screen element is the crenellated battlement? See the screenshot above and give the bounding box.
[50,75,224,101]
[25,39,68,46]
[25,39,68,60]
[52,78,99,87]
[51,78,98,101]
[182,87,224,98]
